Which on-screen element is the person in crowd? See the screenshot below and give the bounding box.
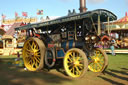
[14,52,20,66]
[110,37,116,55]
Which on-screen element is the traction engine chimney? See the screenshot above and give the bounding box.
[79,0,87,13]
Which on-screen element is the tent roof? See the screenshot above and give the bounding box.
[5,22,25,36]
[116,12,128,23]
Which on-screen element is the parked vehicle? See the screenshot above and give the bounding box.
[15,9,117,78]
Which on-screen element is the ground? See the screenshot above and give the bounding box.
[0,54,128,85]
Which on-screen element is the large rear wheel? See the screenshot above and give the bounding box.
[88,48,108,72]
[22,37,46,71]
[64,48,88,78]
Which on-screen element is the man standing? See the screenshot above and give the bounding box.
[110,37,116,55]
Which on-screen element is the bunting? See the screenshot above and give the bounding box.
[1,14,6,19]
[15,12,18,18]
[37,9,43,15]
[22,12,28,17]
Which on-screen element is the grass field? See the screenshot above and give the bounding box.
[0,54,128,85]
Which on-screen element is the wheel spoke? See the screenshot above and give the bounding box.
[35,60,39,68]
[95,64,99,70]
[75,66,81,75]
[25,57,32,66]
[35,49,39,52]
[68,57,73,63]
[96,63,102,69]
[28,42,33,50]
[34,42,39,50]
[32,41,35,49]
[26,51,31,55]
[76,56,80,61]
[23,48,31,52]
[79,65,83,69]
[32,59,36,68]
[72,67,75,74]
[92,63,95,71]
[78,63,84,67]
[69,66,73,71]
[34,56,40,63]
[99,61,104,65]
[28,60,32,65]
[96,51,100,56]
[99,58,104,62]
[72,52,76,61]
[35,56,41,61]
[35,52,40,57]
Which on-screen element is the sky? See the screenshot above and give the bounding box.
[0,0,128,21]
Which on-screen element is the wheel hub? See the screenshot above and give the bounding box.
[28,51,35,57]
[74,61,79,66]
[94,57,100,63]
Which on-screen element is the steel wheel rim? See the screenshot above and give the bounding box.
[64,50,85,78]
[88,49,105,72]
[23,38,41,71]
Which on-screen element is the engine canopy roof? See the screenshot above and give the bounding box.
[15,9,117,31]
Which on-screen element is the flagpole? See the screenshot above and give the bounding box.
[22,12,28,24]
[36,16,38,23]
[1,14,5,25]
[29,17,32,23]
[37,9,43,22]
[0,19,2,26]
[15,12,18,23]
[1,19,3,25]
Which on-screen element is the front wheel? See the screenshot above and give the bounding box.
[64,48,88,78]
[88,48,108,72]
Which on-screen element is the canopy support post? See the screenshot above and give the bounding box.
[98,15,101,36]
[90,17,97,34]
[74,21,77,41]
[47,26,48,35]
[107,17,110,35]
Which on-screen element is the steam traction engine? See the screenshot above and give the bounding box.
[15,9,117,78]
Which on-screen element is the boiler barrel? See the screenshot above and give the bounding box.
[61,40,84,51]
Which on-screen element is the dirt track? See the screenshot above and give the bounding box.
[0,62,128,85]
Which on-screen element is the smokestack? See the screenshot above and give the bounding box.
[79,0,87,13]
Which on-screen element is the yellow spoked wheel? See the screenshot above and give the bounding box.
[64,48,88,78]
[22,37,46,71]
[88,48,108,72]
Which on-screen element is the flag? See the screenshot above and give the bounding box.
[125,12,127,16]
[37,10,43,15]
[22,12,27,17]
[15,12,18,17]
[1,14,6,19]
